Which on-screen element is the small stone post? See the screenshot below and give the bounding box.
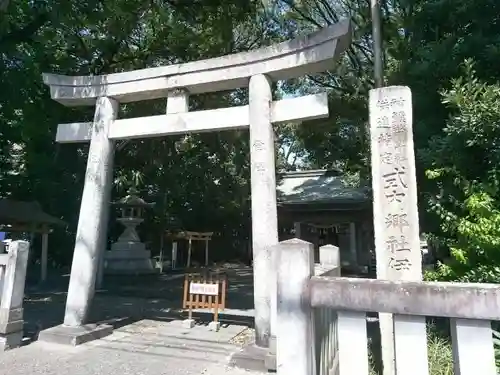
[349,222,357,266]
[0,240,30,351]
[64,97,118,327]
[249,74,279,348]
[293,222,302,239]
[41,230,48,282]
[96,252,104,289]
[369,86,427,375]
[172,241,178,269]
[319,244,340,272]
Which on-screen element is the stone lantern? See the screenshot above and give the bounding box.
[104,187,156,274]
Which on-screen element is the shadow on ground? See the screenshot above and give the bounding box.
[23,264,255,344]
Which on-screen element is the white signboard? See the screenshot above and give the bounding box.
[189,282,219,296]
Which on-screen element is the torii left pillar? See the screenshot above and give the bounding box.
[38,97,117,344]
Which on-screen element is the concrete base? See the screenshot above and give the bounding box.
[37,324,113,346]
[208,321,220,332]
[182,319,195,329]
[0,331,23,351]
[230,344,269,373]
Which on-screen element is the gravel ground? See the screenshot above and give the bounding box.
[0,319,262,375]
[7,264,259,374]
[202,364,265,375]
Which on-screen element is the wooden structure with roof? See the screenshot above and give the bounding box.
[165,231,213,269]
[277,170,372,271]
[0,199,65,281]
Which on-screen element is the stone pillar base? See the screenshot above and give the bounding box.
[264,335,277,372]
[0,308,24,351]
[230,344,269,373]
[0,331,23,351]
[37,324,113,346]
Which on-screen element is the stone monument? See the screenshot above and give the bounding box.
[104,188,155,274]
[369,86,426,375]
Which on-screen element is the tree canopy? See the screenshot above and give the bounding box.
[2,0,500,280]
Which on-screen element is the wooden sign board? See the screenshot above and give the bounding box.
[182,272,227,323]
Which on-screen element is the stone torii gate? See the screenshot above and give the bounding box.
[37,20,352,348]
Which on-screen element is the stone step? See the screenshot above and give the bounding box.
[113,329,239,355]
[105,320,246,362]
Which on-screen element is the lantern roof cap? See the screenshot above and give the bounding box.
[112,187,155,208]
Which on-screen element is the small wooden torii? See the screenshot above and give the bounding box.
[165,231,213,269]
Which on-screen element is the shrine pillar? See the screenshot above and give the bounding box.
[249,74,279,348]
[38,97,117,344]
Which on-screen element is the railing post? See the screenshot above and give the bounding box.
[337,311,369,375]
[277,239,315,375]
[315,245,340,375]
[0,240,29,350]
[451,318,497,375]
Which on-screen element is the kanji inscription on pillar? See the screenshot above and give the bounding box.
[369,86,422,281]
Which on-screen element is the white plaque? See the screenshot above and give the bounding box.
[189,282,219,296]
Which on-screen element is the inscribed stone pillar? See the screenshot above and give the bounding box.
[64,97,118,327]
[369,86,425,375]
[249,74,279,347]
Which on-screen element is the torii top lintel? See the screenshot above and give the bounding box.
[42,20,352,107]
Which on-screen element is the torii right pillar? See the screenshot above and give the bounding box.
[249,74,279,348]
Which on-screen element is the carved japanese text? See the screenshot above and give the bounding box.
[370,86,421,277]
[386,235,412,271]
[385,213,409,232]
[382,166,407,203]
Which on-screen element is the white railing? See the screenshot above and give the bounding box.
[0,240,30,351]
[276,238,499,375]
[314,245,341,375]
[314,306,338,375]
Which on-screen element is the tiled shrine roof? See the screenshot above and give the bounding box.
[277,170,370,205]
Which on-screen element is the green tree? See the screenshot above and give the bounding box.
[274,1,500,282]
[424,61,500,282]
[0,0,275,265]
